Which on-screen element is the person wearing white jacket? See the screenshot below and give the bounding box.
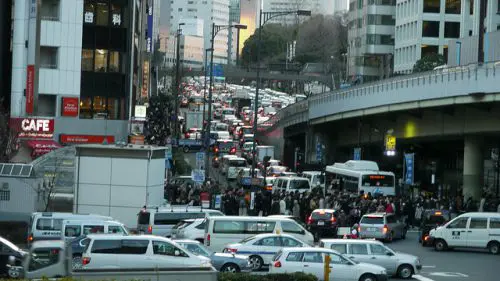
[279,198,286,215]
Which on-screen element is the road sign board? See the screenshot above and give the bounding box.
[316,143,322,162]
[196,152,205,170]
[404,153,414,185]
[191,169,205,183]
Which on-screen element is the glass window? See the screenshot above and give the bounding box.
[370,244,389,255]
[121,240,148,254]
[94,49,108,72]
[360,216,384,225]
[469,218,487,229]
[28,248,60,271]
[350,244,368,255]
[330,243,347,254]
[184,243,210,257]
[281,221,303,234]
[79,97,92,119]
[81,49,93,71]
[255,237,280,246]
[445,0,461,14]
[328,253,349,264]
[213,221,244,233]
[64,225,81,237]
[195,221,206,230]
[303,252,323,263]
[83,225,104,235]
[421,45,439,57]
[447,217,469,229]
[108,226,126,234]
[96,2,109,26]
[490,218,500,229]
[422,21,440,37]
[91,240,121,253]
[423,0,440,13]
[109,51,120,72]
[286,252,303,262]
[36,218,63,231]
[107,97,119,120]
[444,22,460,38]
[281,237,302,247]
[92,96,107,118]
[245,221,276,234]
[153,241,188,257]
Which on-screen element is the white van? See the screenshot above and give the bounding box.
[221,155,238,174]
[429,212,500,254]
[272,177,311,194]
[204,216,314,252]
[226,157,247,180]
[301,171,325,189]
[61,220,129,241]
[136,206,224,237]
[29,212,112,243]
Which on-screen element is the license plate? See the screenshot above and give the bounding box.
[367,227,376,232]
[318,221,325,226]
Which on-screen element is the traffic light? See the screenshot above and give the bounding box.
[324,254,331,281]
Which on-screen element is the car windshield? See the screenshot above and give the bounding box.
[312,212,333,220]
[360,216,384,225]
[289,180,310,190]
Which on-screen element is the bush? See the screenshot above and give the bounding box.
[218,272,318,281]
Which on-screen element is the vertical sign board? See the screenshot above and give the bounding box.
[26,65,35,114]
[316,143,322,162]
[141,61,150,98]
[353,147,361,160]
[196,152,205,170]
[146,1,153,53]
[404,153,415,185]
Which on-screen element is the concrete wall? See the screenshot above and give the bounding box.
[0,177,43,216]
[448,30,500,66]
[54,118,130,143]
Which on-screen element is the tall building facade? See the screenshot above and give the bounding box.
[239,0,260,54]
[170,0,230,65]
[0,0,13,110]
[8,0,145,161]
[347,0,395,83]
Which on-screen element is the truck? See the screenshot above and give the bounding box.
[9,240,217,281]
[232,97,251,119]
[256,145,274,163]
[184,111,204,131]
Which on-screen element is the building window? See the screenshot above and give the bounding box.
[423,0,440,13]
[421,45,439,57]
[422,21,440,37]
[111,4,122,27]
[80,97,93,119]
[40,0,60,21]
[40,47,58,69]
[178,8,183,11]
[94,49,108,72]
[79,96,124,120]
[0,190,9,201]
[96,2,109,26]
[445,0,461,14]
[38,94,56,117]
[443,45,449,63]
[109,51,120,72]
[93,96,107,118]
[444,22,460,38]
[82,49,94,71]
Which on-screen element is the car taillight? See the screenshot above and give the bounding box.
[383,224,389,234]
[330,216,336,223]
[28,234,33,243]
[185,133,190,138]
[230,147,236,154]
[214,147,219,153]
[82,257,91,265]
[148,225,152,233]
[206,234,211,246]
[274,261,282,268]
[424,235,430,241]
[307,215,313,225]
[225,248,238,253]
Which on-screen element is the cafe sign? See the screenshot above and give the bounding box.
[10,118,55,139]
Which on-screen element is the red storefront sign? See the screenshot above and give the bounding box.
[26,65,35,114]
[61,97,79,117]
[9,118,55,139]
[141,61,150,98]
[60,135,115,144]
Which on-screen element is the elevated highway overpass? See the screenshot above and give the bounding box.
[264,61,500,200]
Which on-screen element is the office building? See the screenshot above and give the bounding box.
[347,0,395,82]
[239,0,260,56]
[262,0,335,25]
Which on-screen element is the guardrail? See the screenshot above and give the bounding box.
[266,61,500,130]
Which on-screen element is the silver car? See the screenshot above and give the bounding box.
[175,240,252,273]
[320,239,421,279]
[359,213,407,242]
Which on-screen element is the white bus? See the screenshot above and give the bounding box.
[325,160,395,196]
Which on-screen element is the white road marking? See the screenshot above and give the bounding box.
[422,265,437,268]
[413,274,437,281]
[429,272,469,277]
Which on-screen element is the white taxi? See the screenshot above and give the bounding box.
[270,247,388,281]
[223,233,309,270]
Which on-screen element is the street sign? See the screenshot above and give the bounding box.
[353,147,361,160]
[316,143,322,162]
[196,152,205,170]
[214,195,222,209]
[385,134,396,154]
[191,169,205,183]
[404,153,414,185]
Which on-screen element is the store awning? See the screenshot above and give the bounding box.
[26,140,62,156]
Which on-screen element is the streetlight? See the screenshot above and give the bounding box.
[204,23,247,180]
[251,9,311,178]
[174,22,185,144]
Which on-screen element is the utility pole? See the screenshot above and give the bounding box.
[174,23,184,143]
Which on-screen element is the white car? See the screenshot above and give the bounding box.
[224,233,309,270]
[171,218,206,242]
[81,234,212,269]
[270,247,388,281]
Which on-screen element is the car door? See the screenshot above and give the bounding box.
[253,236,282,265]
[327,252,355,281]
[301,251,324,278]
[152,240,192,267]
[368,244,397,275]
[119,239,150,268]
[346,243,370,264]
[444,216,469,247]
[280,237,304,248]
[467,217,489,248]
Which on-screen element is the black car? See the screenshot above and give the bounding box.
[306,209,339,241]
[0,236,26,278]
[419,209,451,246]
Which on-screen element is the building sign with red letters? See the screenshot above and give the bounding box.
[60,135,115,144]
[61,97,79,117]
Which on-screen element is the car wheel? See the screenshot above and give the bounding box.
[359,273,377,281]
[434,239,448,251]
[183,146,190,153]
[397,264,414,279]
[220,263,240,273]
[488,241,500,255]
[249,255,263,271]
[7,267,20,279]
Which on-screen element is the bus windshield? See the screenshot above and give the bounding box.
[361,175,394,187]
[229,160,247,167]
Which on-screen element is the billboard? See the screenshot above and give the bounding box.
[146,1,153,52]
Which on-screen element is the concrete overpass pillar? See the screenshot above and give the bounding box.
[463,136,484,201]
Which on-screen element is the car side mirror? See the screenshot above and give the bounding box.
[8,256,16,265]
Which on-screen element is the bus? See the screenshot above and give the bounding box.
[325,160,395,196]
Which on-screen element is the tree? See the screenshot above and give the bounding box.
[413,53,446,73]
[241,24,294,66]
[0,99,17,162]
[145,94,174,146]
